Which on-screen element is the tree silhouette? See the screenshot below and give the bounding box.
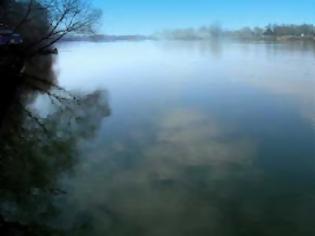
[0,0,101,133]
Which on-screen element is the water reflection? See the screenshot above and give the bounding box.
[53,40,315,235]
[0,89,110,235]
[2,40,314,235]
[241,73,315,130]
[61,108,257,235]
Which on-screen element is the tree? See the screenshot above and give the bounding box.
[1,0,101,54]
[208,23,222,39]
[263,25,274,36]
[0,0,101,134]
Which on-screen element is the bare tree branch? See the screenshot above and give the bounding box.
[17,101,48,133]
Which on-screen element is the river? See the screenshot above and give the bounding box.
[49,40,315,235]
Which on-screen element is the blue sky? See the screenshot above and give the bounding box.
[94,0,315,35]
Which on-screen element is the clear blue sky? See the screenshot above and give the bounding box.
[94,0,315,35]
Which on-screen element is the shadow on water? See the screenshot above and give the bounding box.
[0,89,110,235]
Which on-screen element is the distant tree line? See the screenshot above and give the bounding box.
[263,24,315,37]
[156,24,315,40]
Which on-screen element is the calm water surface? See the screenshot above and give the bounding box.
[54,41,315,235]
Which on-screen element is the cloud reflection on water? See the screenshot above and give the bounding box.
[55,40,315,235]
[244,77,315,130]
[61,108,257,235]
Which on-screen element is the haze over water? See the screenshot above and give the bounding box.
[54,40,315,235]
